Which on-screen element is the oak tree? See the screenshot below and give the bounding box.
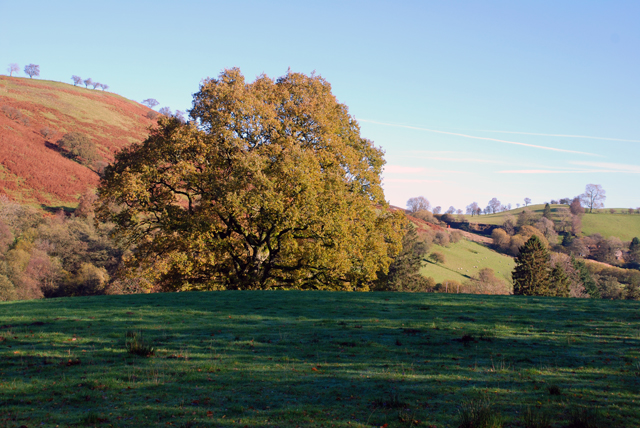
[83,78,93,88]
[97,68,404,291]
[71,75,82,86]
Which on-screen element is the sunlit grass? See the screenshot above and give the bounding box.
[420,239,514,284]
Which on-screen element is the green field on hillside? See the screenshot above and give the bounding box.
[581,213,640,241]
[467,204,640,241]
[420,239,515,285]
[0,77,142,132]
[2,291,638,428]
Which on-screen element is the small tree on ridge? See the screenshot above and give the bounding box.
[24,64,40,79]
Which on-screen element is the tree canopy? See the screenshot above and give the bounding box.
[97,68,404,291]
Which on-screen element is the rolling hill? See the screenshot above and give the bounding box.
[468,203,640,241]
[0,76,156,207]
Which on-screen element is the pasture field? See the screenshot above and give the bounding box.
[420,239,514,285]
[1,291,639,428]
[581,213,640,242]
[466,204,640,241]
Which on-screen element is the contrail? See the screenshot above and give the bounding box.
[359,119,599,156]
[476,130,640,143]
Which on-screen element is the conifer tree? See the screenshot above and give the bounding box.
[512,235,550,295]
[550,265,570,297]
[571,256,600,298]
[629,237,640,264]
[543,203,551,219]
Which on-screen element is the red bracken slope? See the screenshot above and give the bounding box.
[0,76,156,206]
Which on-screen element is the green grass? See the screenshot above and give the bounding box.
[467,204,640,241]
[581,213,640,241]
[1,291,639,427]
[467,204,559,226]
[421,239,515,284]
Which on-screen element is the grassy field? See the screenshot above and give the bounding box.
[420,239,514,285]
[581,213,640,241]
[467,204,640,241]
[1,291,639,428]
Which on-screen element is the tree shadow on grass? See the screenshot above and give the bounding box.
[1,292,639,427]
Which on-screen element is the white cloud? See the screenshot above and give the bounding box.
[570,161,640,173]
[477,130,640,143]
[359,119,599,156]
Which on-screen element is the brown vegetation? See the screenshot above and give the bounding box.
[0,76,156,206]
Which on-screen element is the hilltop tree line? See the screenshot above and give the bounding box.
[71,75,108,91]
[5,63,110,91]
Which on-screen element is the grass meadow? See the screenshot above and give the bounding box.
[1,291,639,427]
[420,240,514,285]
[467,204,640,241]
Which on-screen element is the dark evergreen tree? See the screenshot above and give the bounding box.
[629,237,640,264]
[550,265,570,297]
[561,233,574,247]
[512,235,551,295]
[543,203,551,219]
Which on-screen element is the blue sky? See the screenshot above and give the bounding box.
[2,0,638,210]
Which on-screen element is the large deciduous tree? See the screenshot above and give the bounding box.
[71,75,82,86]
[580,184,606,213]
[97,68,404,291]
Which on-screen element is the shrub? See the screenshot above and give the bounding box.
[428,251,445,264]
[438,279,462,293]
[40,126,55,139]
[125,331,155,357]
[145,110,159,120]
[457,397,503,428]
[1,105,22,120]
[434,231,450,246]
[57,132,97,165]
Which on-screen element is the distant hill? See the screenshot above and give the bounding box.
[0,76,156,207]
[468,203,640,241]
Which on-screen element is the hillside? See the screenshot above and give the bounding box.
[1,291,638,427]
[0,76,155,207]
[420,238,515,284]
[468,203,640,241]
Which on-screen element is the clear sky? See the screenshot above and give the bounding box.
[2,0,638,210]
